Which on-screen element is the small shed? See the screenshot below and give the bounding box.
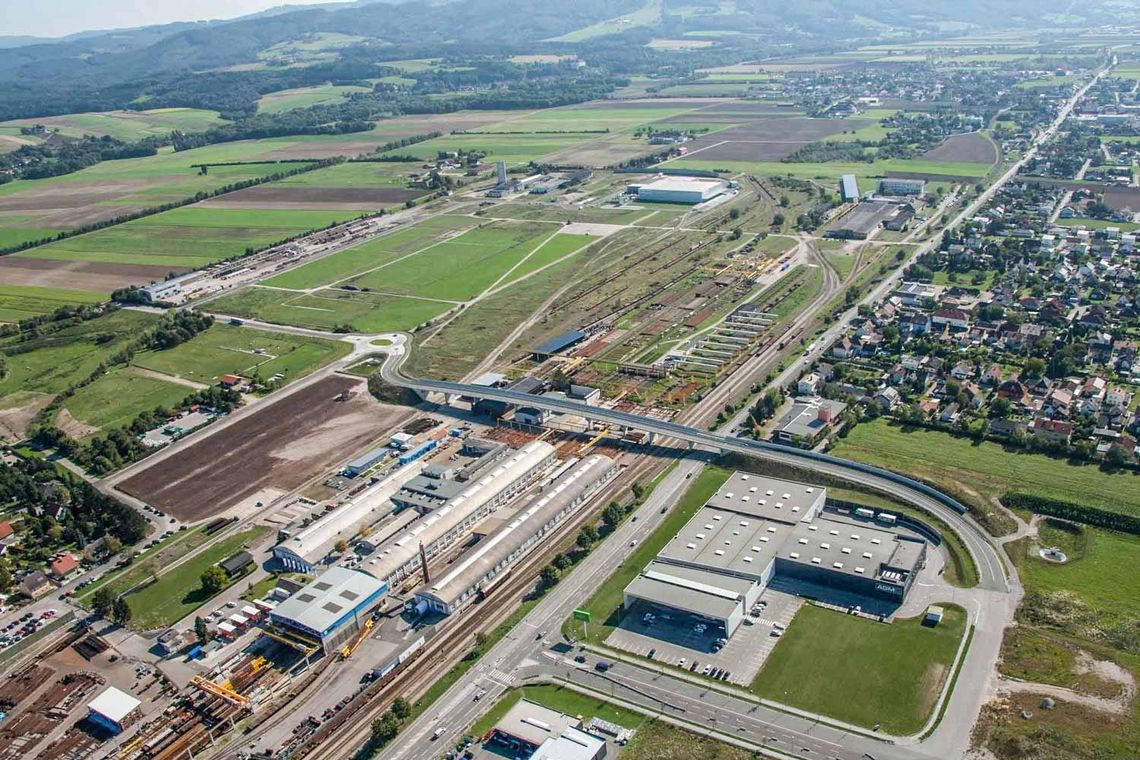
[87,686,142,734]
[924,605,945,626]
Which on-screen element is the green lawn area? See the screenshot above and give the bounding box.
[0,309,158,400]
[350,222,561,300]
[64,369,189,432]
[931,268,997,289]
[132,324,351,385]
[121,527,267,629]
[19,206,364,271]
[753,603,967,734]
[208,286,451,333]
[563,466,732,643]
[0,284,105,322]
[263,215,477,290]
[271,160,419,188]
[257,84,372,114]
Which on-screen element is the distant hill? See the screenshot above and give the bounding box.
[0,0,1132,120]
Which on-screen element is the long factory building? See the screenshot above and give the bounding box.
[273,459,424,573]
[623,472,927,637]
[365,440,556,588]
[268,440,609,652]
[416,454,617,615]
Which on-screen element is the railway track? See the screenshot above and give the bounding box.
[242,453,657,760]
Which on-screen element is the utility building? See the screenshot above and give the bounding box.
[87,687,142,734]
[876,178,926,196]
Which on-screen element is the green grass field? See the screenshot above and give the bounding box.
[120,527,267,629]
[0,309,158,401]
[64,369,189,432]
[263,215,478,290]
[1056,217,1140,233]
[20,206,365,271]
[0,108,228,142]
[0,284,105,322]
[832,419,1140,518]
[257,84,372,114]
[563,466,732,643]
[208,286,451,332]
[753,603,967,734]
[349,222,561,300]
[503,233,597,281]
[132,324,351,384]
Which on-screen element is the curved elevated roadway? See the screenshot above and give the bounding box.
[380,353,1008,594]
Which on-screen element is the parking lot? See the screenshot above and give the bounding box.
[605,589,804,686]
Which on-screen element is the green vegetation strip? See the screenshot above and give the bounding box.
[832,419,1140,520]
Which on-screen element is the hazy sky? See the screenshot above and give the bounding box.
[3,0,347,39]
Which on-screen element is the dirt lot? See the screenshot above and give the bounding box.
[199,184,428,210]
[0,256,171,291]
[681,117,868,161]
[1104,186,1140,211]
[921,132,997,164]
[117,375,413,522]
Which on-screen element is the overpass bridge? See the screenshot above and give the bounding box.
[380,359,1008,593]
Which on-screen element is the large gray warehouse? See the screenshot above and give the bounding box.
[628,176,727,205]
[623,473,926,637]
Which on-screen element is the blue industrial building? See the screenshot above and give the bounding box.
[269,567,389,653]
[531,329,587,360]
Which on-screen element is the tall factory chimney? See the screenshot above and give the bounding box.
[419,541,430,584]
[495,160,508,186]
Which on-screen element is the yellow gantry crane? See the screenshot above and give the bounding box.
[340,618,375,660]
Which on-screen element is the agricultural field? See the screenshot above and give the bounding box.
[752,603,967,734]
[832,419,1140,519]
[0,108,229,142]
[0,283,105,322]
[197,160,429,210]
[666,157,994,181]
[921,132,999,165]
[132,324,352,385]
[257,84,372,114]
[117,375,411,521]
[378,132,602,166]
[15,205,372,282]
